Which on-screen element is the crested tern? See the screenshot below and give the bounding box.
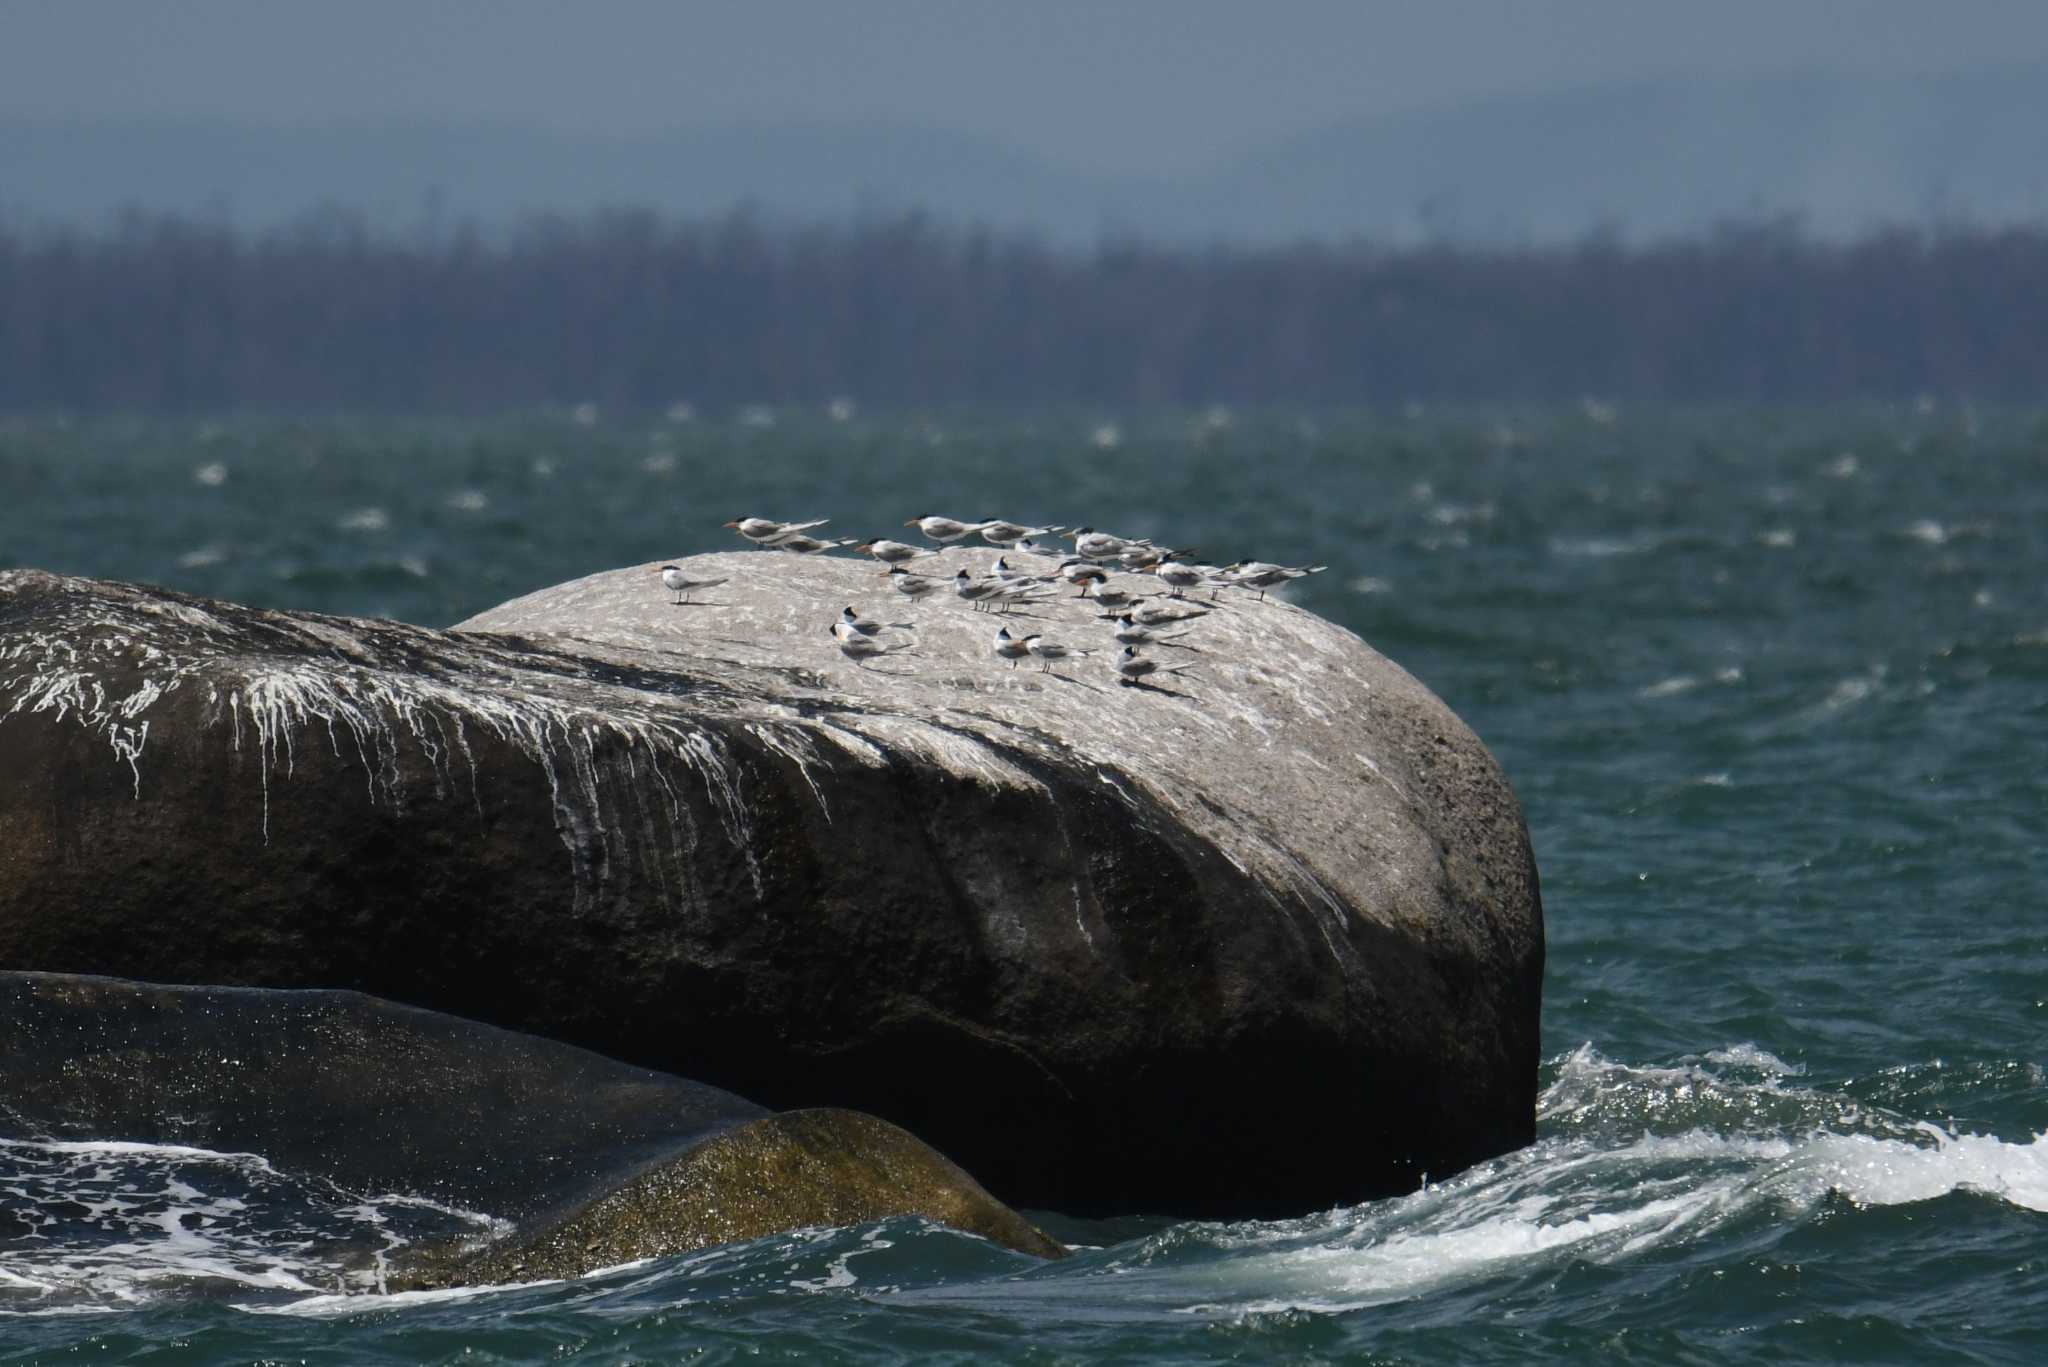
[1145,562,1211,598]
[1126,601,1210,626]
[840,605,913,637]
[1115,645,1197,686]
[992,625,1033,668]
[1222,561,1328,600]
[1082,581,1148,613]
[1055,558,1111,592]
[886,566,943,600]
[906,514,988,544]
[986,555,1052,584]
[953,567,1008,611]
[829,621,913,666]
[724,516,828,549]
[656,565,728,604]
[1068,527,1152,561]
[1112,614,1200,649]
[856,538,938,566]
[1022,634,1092,673]
[976,518,1065,548]
[776,534,861,555]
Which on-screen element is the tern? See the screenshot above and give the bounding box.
[1055,558,1110,593]
[953,568,1009,611]
[886,566,943,600]
[840,605,913,638]
[1142,562,1213,598]
[829,621,913,666]
[976,518,1064,548]
[986,578,1059,612]
[1022,635,1091,673]
[1117,544,1196,571]
[1082,581,1149,614]
[906,514,988,544]
[986,556,1051,584]
[1068,527,1152,561]
[656,565,728,604]
[1115,645,1197,686]
[1117,544,1169,571]
[1222,561,1328,600]
[776,535,860,555]
[856,538,938,566]
[724,516,828,548]
[992,626,1033,668]
[1113,614,1200,649]
[1127,601,1209,627]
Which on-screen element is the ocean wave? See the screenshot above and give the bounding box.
[933,1044,2048,1321]
[12,1042,2041,1324]
[0,1138,502,1313]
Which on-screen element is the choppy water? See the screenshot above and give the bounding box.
[3,405,2045,1363]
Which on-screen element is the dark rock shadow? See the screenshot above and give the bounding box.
[1117,677,1200,700]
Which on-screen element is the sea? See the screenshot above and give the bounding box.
[1,403,2043,1363]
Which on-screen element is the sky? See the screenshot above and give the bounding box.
[4,0,2046,176]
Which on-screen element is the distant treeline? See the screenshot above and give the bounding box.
[3,207,2045,410]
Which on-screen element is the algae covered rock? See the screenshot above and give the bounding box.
[404,1108,1065,1287]
[0,558,1542,1214]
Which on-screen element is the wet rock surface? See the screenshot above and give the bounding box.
[0,971,1062,1272]
[0,970,764,1222]
[0,558,1542,1214]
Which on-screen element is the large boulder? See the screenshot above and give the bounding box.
[0,557,1542,1214]
[0,970,1063,1277]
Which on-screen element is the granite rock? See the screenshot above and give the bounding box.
[0,557,1542,1214]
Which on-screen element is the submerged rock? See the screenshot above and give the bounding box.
[0,558,1542,1214]
[402,1109,1064,1286]
[0,971,1062,1273]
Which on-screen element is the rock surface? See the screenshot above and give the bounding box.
[0,971,1063,1272]
[0,556,1542,1214]
[402,1108,1064,1287]
[0,969,760,1222]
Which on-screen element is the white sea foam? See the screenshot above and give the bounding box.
[1550,533,1657,558]
[177,544,230,569]
[788,1225,894,1294]
[954,1044,2048,1322]
[17,1047,2048,1322]
[1697,1042,1802,1076]
[0,1137,502,1311]
[238,1281,557,1317]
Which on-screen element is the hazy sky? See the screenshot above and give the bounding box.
[4,1,2045,174]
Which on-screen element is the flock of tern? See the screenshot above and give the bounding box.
[651,515,1326,688]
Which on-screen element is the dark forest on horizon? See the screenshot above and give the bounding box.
[3,207,2045,411]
